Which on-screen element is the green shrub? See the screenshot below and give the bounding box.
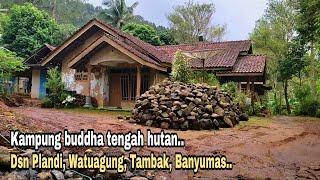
[221,82,238,97]
[41,97,54,108]
[190,71,220,86]
[293,84,320,117]
[171,51,192,83]
[43,67,68,108]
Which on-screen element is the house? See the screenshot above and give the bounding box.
[24,18,267,108]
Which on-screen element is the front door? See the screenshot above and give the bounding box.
[109,73,121,107]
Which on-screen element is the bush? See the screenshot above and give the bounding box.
[293,84,320,117]
[43,67,68,108]
[190,71,220,86]
[171,51,192,83]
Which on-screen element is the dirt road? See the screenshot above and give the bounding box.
[3,107,320,179]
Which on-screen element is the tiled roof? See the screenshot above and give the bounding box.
[31,18,265,77]
[157,40,252,67]
[217,55,266,75]
[25,44,56,65]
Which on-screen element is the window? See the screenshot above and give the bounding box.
[75,70,88,81]
[120,73,150,101]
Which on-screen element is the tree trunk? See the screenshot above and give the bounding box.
[51,0,57,20]
[284,80,291,115]
[310,40,317,98]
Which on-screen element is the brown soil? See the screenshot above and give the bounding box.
[1,106,320,179]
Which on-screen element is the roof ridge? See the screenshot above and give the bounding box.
[158,40,252,48]
[241,54,267,57]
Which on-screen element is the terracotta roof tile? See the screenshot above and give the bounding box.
[157,40,252,67]
[217,55,266,75]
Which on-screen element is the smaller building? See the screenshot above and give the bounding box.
[24,18,267,108]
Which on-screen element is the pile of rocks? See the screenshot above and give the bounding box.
[132,80,248,130]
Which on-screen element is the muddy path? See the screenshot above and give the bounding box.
[4,107,320,179]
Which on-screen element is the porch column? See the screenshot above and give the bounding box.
[136,65,141,99]
[84,65,93,108]
[246,77,251,93]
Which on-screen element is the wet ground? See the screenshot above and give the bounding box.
[2,106,320,179]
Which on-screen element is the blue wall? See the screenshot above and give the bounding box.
[39,69,47,99]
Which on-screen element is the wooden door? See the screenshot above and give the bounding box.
[109,73,121,107]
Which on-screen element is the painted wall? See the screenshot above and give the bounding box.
[60,42,138,107]
[39,69,47,99]
[31,69,40,98]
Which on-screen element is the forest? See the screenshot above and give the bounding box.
[0,0,319,117]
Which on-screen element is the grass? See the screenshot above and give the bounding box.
[60,107,132,116]
[238,116,274,129]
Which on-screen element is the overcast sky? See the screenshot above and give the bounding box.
[87,0,268,41]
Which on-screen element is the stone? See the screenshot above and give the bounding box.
[173,101,182,106]
[187,116,196,121]
[223,116,234,128]
[160,122,170,129]
[128,119,136,124]
[202,113,210,118]
[181,104,188,108]
[205,104,213,113]
[199,119,213,130]
[239,113,249,121]
[190,111,198,117]
[181,121,189,131]
[171,105,180,112]
[214,106,225,117]
[186,97,195,102]
[177,110,184,117]
[117,115,124,119]
[211,113,220,118]
[201,94,209,101]
[161,112,169,118]
[0,153,10,168]
[193,98,202,105]
[132,79,244,130]
[159,105,168,111]
[212,119,220,130]
[154,175,168,180]
[4,172,26,180]
[220,102,230,108]
[131,176,148,180]
[51,170,65,180]
[38,171,52,180]
[146,120,153,127]
[64,170,74,178]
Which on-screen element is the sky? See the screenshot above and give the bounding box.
[87,0,268,41]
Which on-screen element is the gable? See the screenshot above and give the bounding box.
[40,19,168,69]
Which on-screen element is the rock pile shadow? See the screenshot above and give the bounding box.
[133,80,248,130]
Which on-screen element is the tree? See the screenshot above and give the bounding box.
[1,0,103,27]
[129,16,177,45]
[296,0,320,98]
[171,51,192,83]
[122,23,161,46]
[99,0,138,28]
[44,67,67,108]
[167,1,226,43]
[0,47,26,94]
[2,3,59,58]
[277,38,307,114]
[53,23,77,44]
[250,0,297,114]
[156,26,177,45]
